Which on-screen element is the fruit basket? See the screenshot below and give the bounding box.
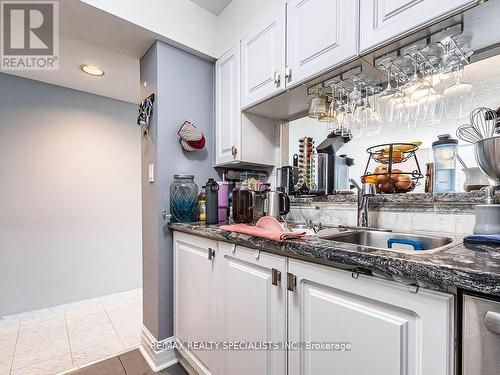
[362,142,424,194]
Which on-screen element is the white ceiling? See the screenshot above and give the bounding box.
[0,0,162,103]
[190,0,232,15]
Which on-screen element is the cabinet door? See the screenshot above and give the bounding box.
[174,232,220,375]
[288,259,454,375]
[215,46,241,166]
[286,0,359,88]
[360,0,478,53]
[219,242,287,375]
[240,12,286,109]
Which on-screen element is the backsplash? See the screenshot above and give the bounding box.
[288,199,477,235]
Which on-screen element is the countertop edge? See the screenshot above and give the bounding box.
[169,223,500,298]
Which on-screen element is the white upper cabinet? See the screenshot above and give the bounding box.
[288,259,455,375]
[241,12,286,109]
[360,0,478,53]
[286,0,359,88]
[215,45,241,166]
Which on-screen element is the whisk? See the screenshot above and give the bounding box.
[469,107,498,139]
[456,124,483,144]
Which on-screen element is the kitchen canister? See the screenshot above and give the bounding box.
[473,205,500,235]
[170,175,198,222]
[204,178,219,225]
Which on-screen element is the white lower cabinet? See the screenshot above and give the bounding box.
[174,233,455,375]
[288,259,455,375]
[173,232,221,375]
[218,242,287,375]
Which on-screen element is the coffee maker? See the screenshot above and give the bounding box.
[316,132,354,194]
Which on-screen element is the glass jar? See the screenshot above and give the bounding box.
[232,182,255,223]
[170,175,199,222]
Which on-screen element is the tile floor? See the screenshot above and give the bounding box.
[0,289,143,375]
[66,349,187,375]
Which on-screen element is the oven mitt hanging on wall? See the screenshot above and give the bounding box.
[178,120,206,152]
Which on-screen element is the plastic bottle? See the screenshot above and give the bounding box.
[197,191,206,222]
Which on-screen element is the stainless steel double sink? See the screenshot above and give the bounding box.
[315,227,458,255]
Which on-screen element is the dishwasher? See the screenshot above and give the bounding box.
[463,294,500,375]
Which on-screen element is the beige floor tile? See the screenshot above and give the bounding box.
[13,316,71,370]
[0,322,19,374]
[71,338,125,368]
[11,353,73,375]
[67,310,120,352]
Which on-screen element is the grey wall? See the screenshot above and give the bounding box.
[140,41,216,341]
[0,73,142,316]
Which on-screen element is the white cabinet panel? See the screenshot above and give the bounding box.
[286,0,359,87]
[241,12,286,109]
[173,232,219,375]
[360,0,478,52]
[219,243,287,375]
[215,46,240,166]
[288,259,455,375]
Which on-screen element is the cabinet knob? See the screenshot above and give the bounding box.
[231,146,238,156]
[274,71,281,85]
[285,66,292,80]
[208,248,216,261]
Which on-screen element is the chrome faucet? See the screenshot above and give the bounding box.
[349,178,376,228]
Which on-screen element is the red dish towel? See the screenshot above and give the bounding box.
[219,224,305,241]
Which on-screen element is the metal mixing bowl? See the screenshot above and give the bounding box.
[475,136,500,184]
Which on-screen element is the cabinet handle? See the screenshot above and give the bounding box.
[272,268,281,286]
[231,146,237,156]
[274,71,281,85]
[285,66,292,80]
[287,272,296,292]
[208,248,215,261]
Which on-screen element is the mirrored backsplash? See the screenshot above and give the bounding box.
[283,53,500,194]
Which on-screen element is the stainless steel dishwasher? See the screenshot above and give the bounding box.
[463,294,500,375]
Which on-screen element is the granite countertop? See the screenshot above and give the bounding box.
[169,222,500,297]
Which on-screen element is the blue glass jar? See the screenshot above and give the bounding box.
[170,175,199,222]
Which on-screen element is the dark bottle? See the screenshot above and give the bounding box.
[204,178,219,225]
[232,182,255,223]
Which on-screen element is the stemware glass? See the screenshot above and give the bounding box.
[308,90,328,119]
[377,58,399,123]
[402,46,437,126]
[319,83,337,125]
[444,66,473,119]
[387,71,411,127]
[363,86,382,136]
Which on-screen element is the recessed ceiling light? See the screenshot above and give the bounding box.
[80,64,104,76]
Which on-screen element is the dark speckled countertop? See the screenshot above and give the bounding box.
[170,222,500,297]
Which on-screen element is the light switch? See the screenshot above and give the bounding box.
[148,163,155,183]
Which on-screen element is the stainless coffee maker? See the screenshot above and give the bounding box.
[263,191,290,220]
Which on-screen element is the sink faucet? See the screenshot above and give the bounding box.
[349,178,376,228]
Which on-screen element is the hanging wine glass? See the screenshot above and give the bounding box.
[319,83,338,126]
[377,58,399,123]
[387,70,411,128]
[444,65,473,119]
[308,89,327,119]
[402,46,436,127]
[364,86,382,136]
